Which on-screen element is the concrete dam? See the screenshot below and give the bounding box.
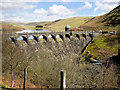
[8,31,116,88]
[9,31,94,55]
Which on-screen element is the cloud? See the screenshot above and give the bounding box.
[1,0,41,3]
[32,4,75,22]
[48,4,74,16]
[61,0,103,3]
[1,12,42,22]
[34,8,48,15]
[1,2,36,11]
[61,0,75,2]
[2,4,75,23]
[78,2,92,10]
[102,0,119,3]
[94,0,119,13]
[2,0,98,3]
[23,4,36,10]
[94,7,99,13]
[34,4,75,17]
[2,14,26,22]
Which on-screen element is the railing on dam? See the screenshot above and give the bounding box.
[9,31,96,43]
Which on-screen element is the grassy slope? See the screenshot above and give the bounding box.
[1,17,90,32]
[47,17,90,31]
[26,21,52,26]
[85,34,119,60]
[1,21,52,30]
[83,5,120,60]
[81,16,105,27]
[2,23,25,33]
[80,5,120,31]
[80,15,120,31]
[101,5,120,26]
[1,22,36,30]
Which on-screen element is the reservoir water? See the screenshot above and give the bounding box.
[16,29,51,33]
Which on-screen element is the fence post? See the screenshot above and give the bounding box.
[60,70,66,90]
[23,68,27,90]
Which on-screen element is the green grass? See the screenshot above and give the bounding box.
[24,26,36,30]
[85,34,119,60]
[47,17,89,31]
[26,21,52,26]
[98,25,120,32]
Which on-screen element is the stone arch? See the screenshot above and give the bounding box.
[28,36,34,40]
[89,33,93,39]
[10,37,17,45]
[17,36,23,41]
[65,34,70,40]
[51,34,57,42]
[59,34,64,41]
[42,35,48,41]
[22,36,29,44]
[38,35,43,39]
[75,34,80,40]
[33,36,39,43]
[81,34,86,39]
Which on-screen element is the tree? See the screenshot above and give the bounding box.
[2,34,24,88]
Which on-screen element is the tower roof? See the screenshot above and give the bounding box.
[65,24,70,28]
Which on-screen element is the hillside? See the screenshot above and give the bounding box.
[101,5,120,26]
[1,17,91,32]
[2,23,25,33]
[83,5,120,60]
[85,34,119,60]
[46,17,90,31]
[26,21,52,26]
[79,5,120,31]
[81,16,104,27]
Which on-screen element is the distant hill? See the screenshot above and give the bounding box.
[46,17,90,31]
[2,23,25,33]
[79,5,120,31]
[45,19,63,26]
[1,21,26,26]
[26,21,52,26]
